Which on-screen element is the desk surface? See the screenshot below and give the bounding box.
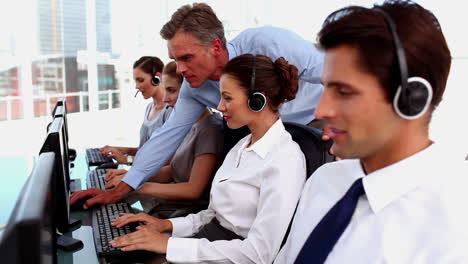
[62,154,102,264]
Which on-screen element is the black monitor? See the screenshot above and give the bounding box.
[51,97,66,117]
[51,110,71,184]
[52,104,80,193]
[52,99,76,163]
[40,117,72,233]
[52,105,69,144]
[0,152,57,264]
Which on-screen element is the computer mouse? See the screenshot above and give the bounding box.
[96,162,118,170]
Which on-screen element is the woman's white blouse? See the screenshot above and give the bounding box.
[167,119,306,264]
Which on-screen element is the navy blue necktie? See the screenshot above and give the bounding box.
[294,178,365,264]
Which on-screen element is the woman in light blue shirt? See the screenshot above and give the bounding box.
[100,56,168,165]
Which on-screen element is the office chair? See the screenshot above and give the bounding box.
[283,121,335,177]
[280,121,335,248]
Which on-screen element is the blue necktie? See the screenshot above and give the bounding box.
[294,178,365,264]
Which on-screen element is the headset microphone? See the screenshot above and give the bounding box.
[134,89,140,97]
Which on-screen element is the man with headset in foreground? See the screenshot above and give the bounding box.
[275,1,468,263]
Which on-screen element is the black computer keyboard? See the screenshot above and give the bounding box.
[86,148,114,166]
[87,169,107,190]
[92,203,152,261]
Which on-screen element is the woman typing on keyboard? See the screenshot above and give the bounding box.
[109,54,307,264]
[99,57,172,166]
[101,60,183,184]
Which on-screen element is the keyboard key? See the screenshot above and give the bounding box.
[87,169,107,190]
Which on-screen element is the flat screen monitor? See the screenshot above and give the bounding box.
[52,105,69,144]
[51,106,71,181]
[51,97,65,117]
[52,98,69,141]
[0,152,57,264]
[40,117,71,233]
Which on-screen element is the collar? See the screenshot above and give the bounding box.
[236,119,285,161]
[363,143,440,213]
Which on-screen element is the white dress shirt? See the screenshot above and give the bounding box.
[275,143,468,264]
[166,119,306,263]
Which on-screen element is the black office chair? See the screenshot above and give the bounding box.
[280,121,335,248]
[284,121,335,178]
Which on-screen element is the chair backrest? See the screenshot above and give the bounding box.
[279,122,335,250]
[284,122,335,178]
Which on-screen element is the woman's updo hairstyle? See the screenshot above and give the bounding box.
[133,56,164,75]
[221,54,299,112]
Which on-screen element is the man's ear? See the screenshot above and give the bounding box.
[211,38,223,56]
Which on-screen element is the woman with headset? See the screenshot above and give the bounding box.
[109,54,306,264]
[99,56,170,165]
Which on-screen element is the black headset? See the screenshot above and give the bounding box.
[151,59,161,86]
[248,55,267,112]
[376,8,433,120]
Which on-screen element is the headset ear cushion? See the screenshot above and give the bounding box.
[393,76,433,120]
[248,92,267,112]
[151,75,161,86]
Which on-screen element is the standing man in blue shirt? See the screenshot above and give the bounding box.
[71,2,324,207]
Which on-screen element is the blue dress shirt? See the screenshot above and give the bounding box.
[123,25,324,190]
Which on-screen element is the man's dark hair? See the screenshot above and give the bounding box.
[318,0,451,112]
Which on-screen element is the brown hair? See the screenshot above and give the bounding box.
[222,54,299,112]
[162,61,183,84]
[160,3,226,49]
[133,56,164,75]
[318,0,451,110]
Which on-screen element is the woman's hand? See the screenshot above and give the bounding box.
[110,226,169,253]
[106,149,127,164]
[111,213,172,232]
[105,174,125,189]
[105,169,128,181]
[99,146,128,164]
[99,145,117,155]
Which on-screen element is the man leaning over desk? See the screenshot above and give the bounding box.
[71,2,324,207]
